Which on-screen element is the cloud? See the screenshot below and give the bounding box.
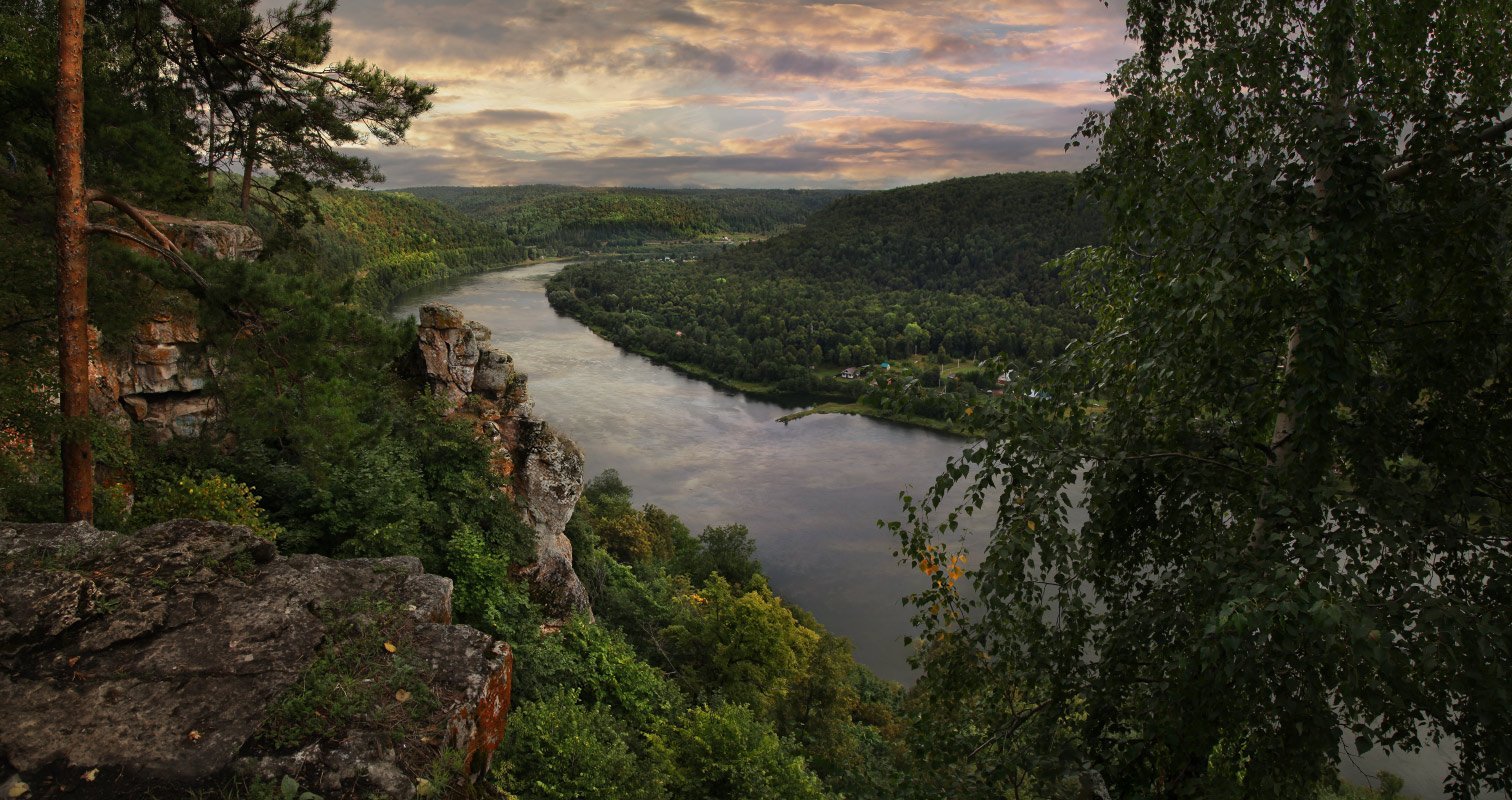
[760,49,855,78]
[439,108,571,127]
[355,114,1096,188]
[329,0,1132,188]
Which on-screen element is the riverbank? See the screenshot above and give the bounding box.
[776,402,970,437]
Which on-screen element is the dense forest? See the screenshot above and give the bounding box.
[403,184,857,250]
[544,173,1103,417]
[283,189,524,307]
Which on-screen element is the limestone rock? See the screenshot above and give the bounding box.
[413,303,482,405]
[471,348,516,401]
[88,309,221,444]
[152,216,263,262]
[411,303,592,624]
[0,519,512,797]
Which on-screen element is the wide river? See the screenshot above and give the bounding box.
[394,261,1486,799]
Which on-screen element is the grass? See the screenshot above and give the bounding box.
[257,596,439,750]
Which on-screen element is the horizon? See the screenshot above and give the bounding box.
[381,168,1080,194]
[333,0,1133,190]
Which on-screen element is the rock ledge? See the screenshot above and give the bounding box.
[0,519,511,798]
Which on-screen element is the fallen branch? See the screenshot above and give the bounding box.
[85,189,182,255]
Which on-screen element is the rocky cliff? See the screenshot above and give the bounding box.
[85,215,262,445]
[88,310,220,444]
[411,303,591,624]
[0,518,511,799]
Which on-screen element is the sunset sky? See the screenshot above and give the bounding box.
[331,0,1133,188]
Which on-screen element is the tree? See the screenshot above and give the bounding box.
[53,0,89,521]
[156,0,433,218]
[35,0,432,520]
[899,1,1511,797]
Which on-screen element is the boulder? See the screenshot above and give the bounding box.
[0,519,512,798]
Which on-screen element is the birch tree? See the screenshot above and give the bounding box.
[899,1,1512,797]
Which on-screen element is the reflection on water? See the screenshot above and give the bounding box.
[394,262,1491,799]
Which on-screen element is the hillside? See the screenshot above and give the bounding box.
[544,172,1104,417]
[402,185,857,248]
[299,189,525,307]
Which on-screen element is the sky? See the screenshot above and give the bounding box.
[331,0,1134,189]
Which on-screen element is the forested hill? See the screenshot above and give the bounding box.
[733,171,1102,296]
[401,184,858,248]
[545,172,1104,405]
[303,189,525,306]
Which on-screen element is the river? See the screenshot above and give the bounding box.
[394,261,959,683]
[393,261,1490,799]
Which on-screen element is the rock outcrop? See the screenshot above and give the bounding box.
[411,304,592,623]
[83,215,261,446]
[136,212,264,262]
[88,311,221,443]
[0,519,512,798]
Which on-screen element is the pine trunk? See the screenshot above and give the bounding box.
[54,0,92,522]
[239,123,256,213]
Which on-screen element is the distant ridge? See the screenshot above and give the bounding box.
[398,184,860,248]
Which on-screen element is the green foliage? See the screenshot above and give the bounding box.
[499,688,662,800]
[662,574,817,714]
[900,1,1512,798]
[683,523,761,588]
[648,704,829,800]
[444,523,541,646]
[539,474,910,799]
[302,189,524,307]
[132,472,284,539]
[515,616,683,730]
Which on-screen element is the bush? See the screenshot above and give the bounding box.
[514,616,682,730]
[498,688,663,800]
[649,704,828,800]
[132,472,283,539]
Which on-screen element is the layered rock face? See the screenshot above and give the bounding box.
[88,311,220,443]
[84,217,261,444]
[155,217,264,262]
[412,303,592,623]
[0,519,512,798]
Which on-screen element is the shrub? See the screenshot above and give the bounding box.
[132,472,283,539]
[514,616,682,730]
[648,703,828,800]
[498,688,662,800]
